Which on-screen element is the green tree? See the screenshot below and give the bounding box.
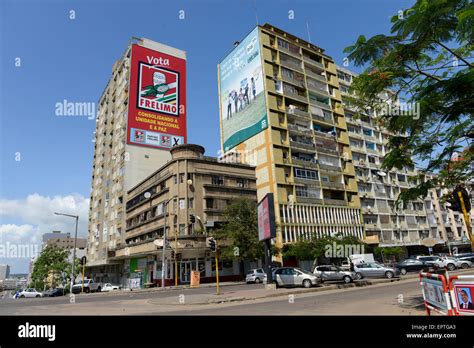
[214,198,264,273]
[374,246,405,262]
[343,0,473,203]
[29,245,81,289]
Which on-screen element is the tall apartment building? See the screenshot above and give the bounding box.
[337,66,442,253]
[218,24,364,260]
[87,38,187,279]
[0,264,10,281]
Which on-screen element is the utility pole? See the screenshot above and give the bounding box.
[457,190,474,251]
[54,212,79,293]
[161,202,168,288]
[215,239,220,295]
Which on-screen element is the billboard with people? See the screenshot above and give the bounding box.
[127,44,187,149]
[218,27,268,152]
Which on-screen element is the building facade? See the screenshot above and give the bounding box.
[87,38,187,279]
[0,264,10,281]
[104,144,257,287]
[218,24,364,261]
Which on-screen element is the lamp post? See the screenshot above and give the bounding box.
[160,195,177,289]
[54,212,79,293]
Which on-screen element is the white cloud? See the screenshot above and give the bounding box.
[0,194,90,273]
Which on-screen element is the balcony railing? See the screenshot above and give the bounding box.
[319,163,342,172]
[312,114,334,125]
[290,140,315,151]
[288,123,312,135]
[294,177,320,185]
[280,59,303,72]
[305,71,327,82]
[310,99,332,110]
[292,158,318,168]
[321,181,345,190]
[324,198,347,206]
[283,90,308,102]
[286,107,310,119]
[282,75,305,88]
[303,56,325,70]
[296,196,323,204]
[315,144,339,155]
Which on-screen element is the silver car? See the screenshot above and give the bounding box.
[313,265,355,283]
[245,268,267,284]
[273,267,320,288]
[354,262,399,279]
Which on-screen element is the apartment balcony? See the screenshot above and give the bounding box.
[296,196,323,205]
[315,144,339,155]
[310,99,332,111]
[324,198,347,206]
[312,114,334,125]
[283,90,308,103]
[321,181,345,190]
[368,162,379,169]
[348,132,364,140]
[366,148,380,155]
[280,59,303,72]
[286,107,311,119]
[362,207,377,214]
[319,163,342,172]
[277,45,301,57]
[294,177,320,187]
[287,123,313,136]
[292,158,318,169]
[360,191,375,199]
[365,223,381,231]
[374,190,387,198]
[290,140,315,151]
[307,84,329,97]
[305,71,327,83]
[303,56,325,70]
[282,75,306,88]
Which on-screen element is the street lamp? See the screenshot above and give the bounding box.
[54,212,79,293]
[160,195,177,288]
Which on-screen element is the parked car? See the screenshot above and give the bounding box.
[354,262,399,279]
[245,268,267,284]
[72,279,102,294]
[42,288,67,297]
[273,267,320,288]
[442,256,472,270]
[16,288,44,298]
[395,259,432,275]
[313,265,355,283]
[415,256,444,268]
[102,283,121,292]
[456,255,474,265]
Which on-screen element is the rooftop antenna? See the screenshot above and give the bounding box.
[253,0,259,25]
[306,19,312,43]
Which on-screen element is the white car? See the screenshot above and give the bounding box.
[442,257,472,270]
[17,288,44,298]
[102,283,121,292]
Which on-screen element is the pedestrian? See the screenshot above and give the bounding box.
[350,261,355,272]
[232,90,238,114]
[244,82,250,106]
[238,88,244,111]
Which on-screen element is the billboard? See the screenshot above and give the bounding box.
[258,193,276,241]
[218,27,268,152]
[421,277,448,311]
[127,44,186,149]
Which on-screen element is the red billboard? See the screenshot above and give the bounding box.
[127,44,186,149]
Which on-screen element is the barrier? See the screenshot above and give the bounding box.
[419,272,453,316]
[448,275,474,316]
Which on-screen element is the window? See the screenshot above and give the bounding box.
[294,168,319,180]
[173,175,178,184]
[188,198,194,209]
[206,198,215,209]
[236,178,248,188]
[212,175,224,186]
[179,173,185,183]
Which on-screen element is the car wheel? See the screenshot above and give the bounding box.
[447,263,456,271]
[255,278,261,284]
[85,288,90,294]
[35,295,40,298]
[343,275,352,284]
[400,268,407,275]
[385,271,394,279]
[97,287,101,292]
[302,279,312,288]
[461,263,469,269]
[355,272,363,280]
[20,295,25,298]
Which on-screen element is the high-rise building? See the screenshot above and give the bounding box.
[87,38,187,279]
[337,65,443,253]
[218,24,364,260]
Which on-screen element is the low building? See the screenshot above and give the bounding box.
[103,144,257,287]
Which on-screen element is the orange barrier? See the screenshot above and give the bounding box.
[419,272,454,316]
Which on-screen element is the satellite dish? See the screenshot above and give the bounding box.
[377,171,387,177]
[144,192,151,199]
[153,239,163,247]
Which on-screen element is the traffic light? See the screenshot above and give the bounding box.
[170,250,175,260]
[206,237,216,252]
[190,214,196,224]
[447,186,471,213]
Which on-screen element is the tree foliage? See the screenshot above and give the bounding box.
[29,245,81,289]
[214,198,264,262]
[343,0,473,203]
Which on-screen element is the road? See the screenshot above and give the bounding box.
[0,275,429,315]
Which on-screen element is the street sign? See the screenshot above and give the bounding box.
[257,193,276,241]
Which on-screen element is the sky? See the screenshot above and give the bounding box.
[0,0,414,272]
